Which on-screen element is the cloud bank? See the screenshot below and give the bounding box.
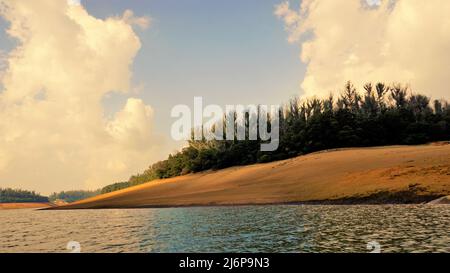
[0,0,164,193]
[0,50,6,80]
[276,0,450,99]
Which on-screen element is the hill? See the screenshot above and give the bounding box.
[48,144,450,209]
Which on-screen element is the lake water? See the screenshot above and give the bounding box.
[0,205,449,253]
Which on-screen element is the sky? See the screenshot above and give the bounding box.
[0,0,304,194]
[85,0,305,139]
[0,0,449,194]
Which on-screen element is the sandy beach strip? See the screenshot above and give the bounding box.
[0,203,54,210]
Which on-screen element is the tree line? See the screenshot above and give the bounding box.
[100,81,450,194]
[0,188,49,203]
[48,190,100,203]
[0,188,101,203]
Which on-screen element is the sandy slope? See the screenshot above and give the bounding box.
[0,203,53,210]
[51,144,450,209]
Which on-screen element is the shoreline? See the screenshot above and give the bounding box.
[0,203,54,210]
[45,192,448,210]
[44,200,449,210]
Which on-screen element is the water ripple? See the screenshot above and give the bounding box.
[0,205,449,253]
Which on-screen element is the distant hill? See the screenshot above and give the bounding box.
[0,188,48,203]
[49,190,100,203]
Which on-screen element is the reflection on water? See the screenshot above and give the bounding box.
[0,205,449,253]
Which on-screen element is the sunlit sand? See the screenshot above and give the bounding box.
[50,144,450,209]
[0,203,53,210]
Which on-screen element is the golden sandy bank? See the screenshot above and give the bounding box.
[0,203,54,210]
[51,144,450,209]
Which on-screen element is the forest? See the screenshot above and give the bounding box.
[0,188,49,203]
[48,190,100,203]
[0,189,101,204]
[101,81,450,194]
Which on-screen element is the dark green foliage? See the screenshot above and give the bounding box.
[0,188,48,203]
[102,82,450,193]
[48,190,100,203]
[100,182,131,194]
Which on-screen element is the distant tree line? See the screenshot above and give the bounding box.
[0,188,49,203]
[48,190,101,203]
[100,81,450,194]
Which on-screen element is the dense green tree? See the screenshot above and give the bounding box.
[100,182,131,194]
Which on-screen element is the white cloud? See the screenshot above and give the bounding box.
[0,50,6,80]
[121,9,151,30]
[0,0,166,193]
[67,0,81,6]
[276,0,450,99]
[366,0,382,7]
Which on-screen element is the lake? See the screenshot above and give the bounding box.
[0,205,449,253]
